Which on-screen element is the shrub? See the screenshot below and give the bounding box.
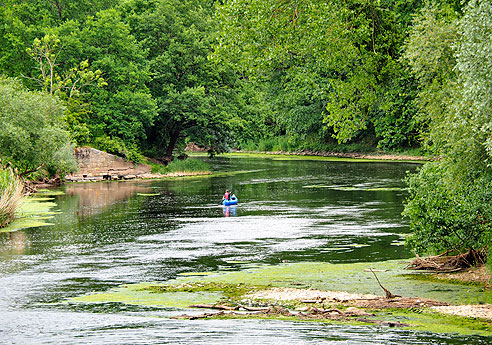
[0,77,77,178]
[0,166,24,227]
[93,135,144,164]
[403,163,492,255]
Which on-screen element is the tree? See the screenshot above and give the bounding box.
[122,0,234,159]
[53,10,157,149]
[26,33,106,101]
[403,0,492,257]
[0,77,77,177]
[402,2,459,155]
[455,0,492,163]
[214,0,418,147]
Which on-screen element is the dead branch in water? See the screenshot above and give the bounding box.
[406,249,486,272]
[188,304,239,311]
[175,305,408,327]
[369,268,401,299]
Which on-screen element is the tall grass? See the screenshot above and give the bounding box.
[150,158,211,174]
[0,166,24,227]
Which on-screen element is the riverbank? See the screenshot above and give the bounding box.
[232,149,430,162]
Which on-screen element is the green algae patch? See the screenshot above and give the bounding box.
[143,282,253,300]
[68,282,224,309]
[166,261,492,306]
[66,260,492,336]
[36,189,65,196]
[1,195,59,232]
[213,152,426,164]
[178,272,215,276]
[303,185,406,192]
[164,169,261,180]
[378,309,492,337]
[404,272,490,289]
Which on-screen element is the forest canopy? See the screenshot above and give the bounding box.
[1,0,492,259]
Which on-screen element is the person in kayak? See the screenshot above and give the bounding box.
[223,190,230,201]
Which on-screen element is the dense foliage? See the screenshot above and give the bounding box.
[0,77,76,177]
[1,0,492,258]
[402,0,492,257]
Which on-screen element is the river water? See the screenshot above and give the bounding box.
[0,156,489,344]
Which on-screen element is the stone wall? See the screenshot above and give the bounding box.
[65,147,152,182]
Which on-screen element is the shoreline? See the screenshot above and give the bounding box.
[188,150,431,163]
[232,149,430,161]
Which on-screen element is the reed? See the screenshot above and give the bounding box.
[0,166,24,227]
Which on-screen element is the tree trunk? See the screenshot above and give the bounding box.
[51,0,63,21]
[165,126,181,160]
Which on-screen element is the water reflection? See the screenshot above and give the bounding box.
[222,205,237,217]
[0,231,29,255]
[65,181,154,217]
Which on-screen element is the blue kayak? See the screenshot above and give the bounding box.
[222,195,238,206]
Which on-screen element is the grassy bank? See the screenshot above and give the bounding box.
[190,151,428,164]
[148,158,211,175]
[0,166,24,227]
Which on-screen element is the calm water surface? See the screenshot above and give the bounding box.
[0,157,488,344]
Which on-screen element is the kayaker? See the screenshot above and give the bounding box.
[223,189,230,201]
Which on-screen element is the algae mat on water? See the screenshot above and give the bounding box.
[69,282,224,309]
[67,260,492,336]
[1,190,61,232]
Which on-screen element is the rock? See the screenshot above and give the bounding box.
[66,147,151,182]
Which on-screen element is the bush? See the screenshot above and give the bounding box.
[0,77,77,178]
[257,138,275,152]
[93,135,144,164]
[403,163,492,255]
[0,165,24,227]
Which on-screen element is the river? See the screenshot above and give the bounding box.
[0,156,489,344]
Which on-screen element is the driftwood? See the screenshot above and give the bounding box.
[369,269,401,299]
[188,304,239,311]
[239,305,271,312]
[175,305,405,326]
[406,249,486,272]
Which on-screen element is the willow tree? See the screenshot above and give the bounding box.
[403,0,492,257]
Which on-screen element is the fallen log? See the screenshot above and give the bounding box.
[188,304,239,311]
